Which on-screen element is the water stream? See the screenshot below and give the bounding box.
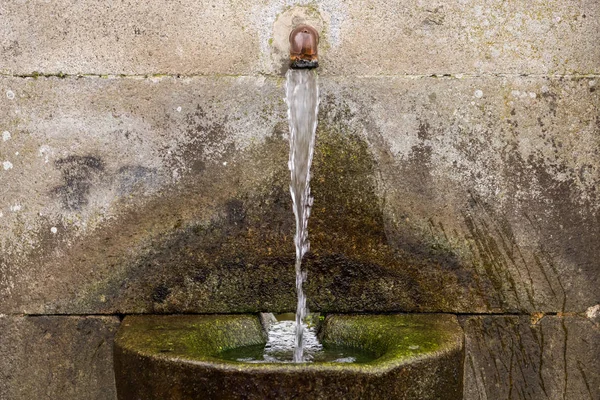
[220,69,375,365]
[285,68,319,362]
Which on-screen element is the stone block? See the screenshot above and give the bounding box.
[0,75,597,314]
[0,315,120,400]
[1,0,598,76]
[113,314,464,400]
[464,315,600,400]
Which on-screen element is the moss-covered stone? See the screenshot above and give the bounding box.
[116,315,266,359]
[114,313,464,399]
[319,314,457,362]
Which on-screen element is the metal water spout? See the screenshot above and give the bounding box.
[289,25,319,69]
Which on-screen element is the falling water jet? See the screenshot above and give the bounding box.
[286,24,320,362]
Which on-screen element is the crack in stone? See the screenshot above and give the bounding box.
[1,72,599,80]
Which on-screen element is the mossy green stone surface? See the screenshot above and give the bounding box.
[115,315,267,360]
[114,314,464,399]
[320,314,459,365]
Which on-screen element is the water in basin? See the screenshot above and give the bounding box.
[220,316,376,364]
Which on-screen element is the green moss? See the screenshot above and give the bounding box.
[17,71,68,79]
[117,315,267,359]
[309,126,389,266]
[319,314,450,363]
[116,314,462,371]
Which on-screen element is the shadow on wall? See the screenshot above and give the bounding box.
[24,106,478,315]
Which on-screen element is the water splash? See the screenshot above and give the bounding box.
[285,68,319,362]
[263,320,323,362]
[219,317,375,363]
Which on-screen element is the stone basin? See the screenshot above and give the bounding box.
[114,314,464,399]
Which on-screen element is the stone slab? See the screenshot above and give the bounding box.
[0,75,597,314]
[329,75,600,314]
[464,315,600,400]
[0,0,598,76]
[0,315,120,400]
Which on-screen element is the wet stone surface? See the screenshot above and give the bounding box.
[219,316,377,364]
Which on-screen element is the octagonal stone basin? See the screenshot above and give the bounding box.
[114,314,464,400]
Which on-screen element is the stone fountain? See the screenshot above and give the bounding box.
[113,19,465,400]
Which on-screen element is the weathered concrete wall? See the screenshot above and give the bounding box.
[0,0,598,399]
[1,76,597,315]
[0,315,119,400]
[464,315,600,400]
[1,0,598,75]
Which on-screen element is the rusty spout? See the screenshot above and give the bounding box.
[289,25,319,69]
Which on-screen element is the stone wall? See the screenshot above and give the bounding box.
[1,1,598,399]
[0,315,119,400]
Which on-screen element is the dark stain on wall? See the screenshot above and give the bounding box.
[69,116,471,314]
[152,284,171,304]
[53,155,105,210]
